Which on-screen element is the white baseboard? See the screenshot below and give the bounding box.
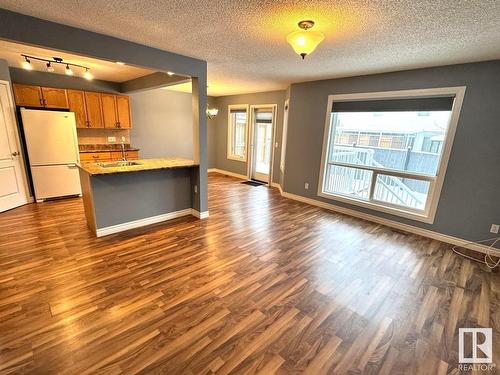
[271,182,283,195]
[191,209,209,219]
[280,190,499,256]
[209,168,247,180]
[96,208,193,237]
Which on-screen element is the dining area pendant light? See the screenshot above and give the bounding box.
[286,20,324,59]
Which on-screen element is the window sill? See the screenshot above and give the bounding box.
[227,155,247,162]
[317,190,435,224]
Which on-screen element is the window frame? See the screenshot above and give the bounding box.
[227,104,249,162]
[317,87,466,224]
[280,99,289,172]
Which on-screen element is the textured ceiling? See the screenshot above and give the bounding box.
[0,39,154,82]
[1,1,500,96]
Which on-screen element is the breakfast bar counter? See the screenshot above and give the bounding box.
[77,158,201,236]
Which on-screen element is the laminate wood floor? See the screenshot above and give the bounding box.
[0,173,498,374]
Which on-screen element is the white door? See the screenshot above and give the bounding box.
[0,81,28,212]
[249,106,275,183]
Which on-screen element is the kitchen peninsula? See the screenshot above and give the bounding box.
[77,158,200,236]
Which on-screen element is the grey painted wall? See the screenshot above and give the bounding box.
[0,9,207,212]
[91,168,193,228]
[129,89,193,159]
[9,67,121,93]
[211,90,286,183]
[0,59,11,82]
[285,60,500,244]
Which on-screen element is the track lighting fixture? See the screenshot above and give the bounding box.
[20,54,92,79]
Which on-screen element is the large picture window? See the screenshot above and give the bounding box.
[227,105,248,161]
[318,87,465,223]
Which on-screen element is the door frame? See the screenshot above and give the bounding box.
[246,104,277,185]
[0,80,30,208]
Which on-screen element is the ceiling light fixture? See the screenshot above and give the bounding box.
[206,105,219,119]
[21,56,32,70]
[116,61,126,65]
[20,54,92,79]
[83,68,93,80]
[65,64,73,76]
[167,71,175,76]
[286,20,325,59]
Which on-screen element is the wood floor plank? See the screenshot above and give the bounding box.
[0,172,498,374]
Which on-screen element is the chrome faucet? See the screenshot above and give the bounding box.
[120,136,126,161]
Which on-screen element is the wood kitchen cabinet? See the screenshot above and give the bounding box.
[101,94,118,129]
[40,87,68,108]
[13,84,68,108]
[110,150,138,160]
[115,95,132,129]
[84,92,104,128]
[67,90,87,128]
[13,84,43,107]
[101,94,132,129]
[80,150,139,162]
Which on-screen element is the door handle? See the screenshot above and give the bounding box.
[11,151,19,157]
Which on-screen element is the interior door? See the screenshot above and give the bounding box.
[0,82,28,212]
[250,107,274,183]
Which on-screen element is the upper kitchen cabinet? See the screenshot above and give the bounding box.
[13,84,69,109]
[115,95,132,129]
[101,93,118,129]
[13,84,43,107]
[40,87,68,108]
[101,94,132,129]
[84,92,104,128]
[67,90,87,128]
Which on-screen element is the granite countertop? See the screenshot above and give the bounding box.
[77,157,198,176]
[78,144,140,153]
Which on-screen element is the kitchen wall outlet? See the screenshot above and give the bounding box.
[304,182,309,190]
[490,224,499,234]
[194,185,198,194]
[107,136,116,143]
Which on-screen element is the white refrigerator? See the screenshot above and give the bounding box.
[21,109,82,202]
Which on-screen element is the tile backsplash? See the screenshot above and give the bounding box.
[77,128,130,145]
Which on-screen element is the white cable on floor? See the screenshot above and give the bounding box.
[451,236,500,269]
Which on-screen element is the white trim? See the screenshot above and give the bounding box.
[191,209,209,219]
[317,86,466,224]
[227,104,249,162]
[279,190,499,256]
[271,182,283,195]
[208,168,247,180]
[247,104,278,185]
[0,80,30,205]
[96,208,193,237]
[280,99,289,172]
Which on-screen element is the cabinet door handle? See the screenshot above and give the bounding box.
[39,98,44,106]
[43,98,47,106]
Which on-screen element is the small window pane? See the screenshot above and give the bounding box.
[330,111,452,176]
[229,110,247,159]
[373,174,430,210]
[324,165,372,200]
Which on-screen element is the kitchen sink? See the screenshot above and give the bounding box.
[97,161,141,168]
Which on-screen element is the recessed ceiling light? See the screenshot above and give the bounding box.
[167,71,174,76]
[116,61,126,65]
